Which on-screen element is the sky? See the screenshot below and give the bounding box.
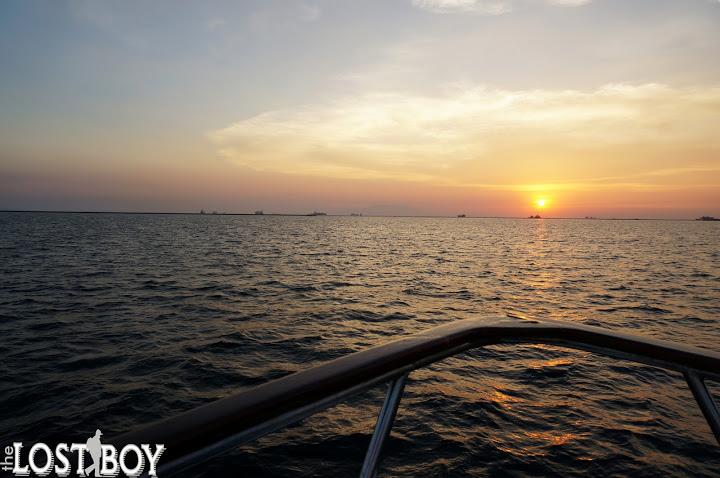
[1,0,719,218]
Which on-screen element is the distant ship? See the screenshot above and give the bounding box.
[350,213,363,217]
[528,214,541,219]
[254,210,264,215]
[697,216,719,221]
[308,211,327,216]
[457,214,466,218]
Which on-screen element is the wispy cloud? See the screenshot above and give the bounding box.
[208,84,720,191]
[411,0,512,15]
[411,0,591,14]
[546,0,591,6]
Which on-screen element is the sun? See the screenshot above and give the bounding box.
[535,199,547,208]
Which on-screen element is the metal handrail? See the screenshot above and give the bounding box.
[112,316,720,477]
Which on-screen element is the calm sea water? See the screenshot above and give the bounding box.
[1,212,719,477]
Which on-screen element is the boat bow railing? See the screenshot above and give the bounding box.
[112,317,720,477]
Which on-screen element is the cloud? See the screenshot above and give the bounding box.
[208,84,720,190]
[411,0,591,14]
[411,0,512,15]
[546,0,591,5]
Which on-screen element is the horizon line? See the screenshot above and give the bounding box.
[0,209,714,222]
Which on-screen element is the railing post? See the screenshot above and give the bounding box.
[684,371,720,445]
[359,374,408,478]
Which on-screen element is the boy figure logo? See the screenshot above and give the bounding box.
[84,429,103,477]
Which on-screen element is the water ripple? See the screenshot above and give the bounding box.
[0,213,719,477]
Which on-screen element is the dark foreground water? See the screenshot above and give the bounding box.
[1,212,719,477]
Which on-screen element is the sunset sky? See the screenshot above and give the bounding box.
[1,0,719,218]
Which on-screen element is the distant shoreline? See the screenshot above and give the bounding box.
[0,209,712,221]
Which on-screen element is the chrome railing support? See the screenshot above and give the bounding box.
[684,371,720,445]
[360,374,408,478]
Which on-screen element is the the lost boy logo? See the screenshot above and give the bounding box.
[2,430,165,477]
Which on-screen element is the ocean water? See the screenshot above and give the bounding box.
[1,212,719,477]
